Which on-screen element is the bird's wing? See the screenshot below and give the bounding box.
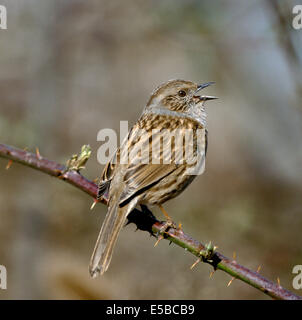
[99,114,206,204]
[97,148,119,200]
[118,115,205,205]
[97,127,132,199]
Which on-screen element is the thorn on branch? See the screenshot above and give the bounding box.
[190,258,200,270]
[209,270,215,278]
[90,199,98,210]
[5,159,13,170]
[154,235,164,247]
[233,251,236,261]
[35,147,42,160]
[177,222,183,232]
[227,277,236,287]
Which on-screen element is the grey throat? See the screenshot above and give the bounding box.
[144,104,207,127]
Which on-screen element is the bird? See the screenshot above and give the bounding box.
[89,79,217,277]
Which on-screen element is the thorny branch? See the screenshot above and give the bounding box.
[0,143,301,300]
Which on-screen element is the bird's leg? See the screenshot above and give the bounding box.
[154,205,178,247]
[159,204,182,231]
[158,204,173,221]
[158,204,172,221]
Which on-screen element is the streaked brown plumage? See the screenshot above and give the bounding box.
[89,79,217,277]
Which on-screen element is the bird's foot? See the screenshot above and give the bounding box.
[154,219,176,247]
[158,219,177,234]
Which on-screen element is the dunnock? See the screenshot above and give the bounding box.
[90,79,217,277]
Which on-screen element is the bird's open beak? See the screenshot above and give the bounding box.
[194,81,218,101]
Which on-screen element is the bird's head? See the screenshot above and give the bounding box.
[146,79,217,113]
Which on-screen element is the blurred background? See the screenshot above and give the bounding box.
[0,0,302,299]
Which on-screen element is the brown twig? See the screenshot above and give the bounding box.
[0,143,301,300]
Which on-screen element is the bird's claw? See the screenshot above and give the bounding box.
[158,219,176,234]
[154,220,176,246]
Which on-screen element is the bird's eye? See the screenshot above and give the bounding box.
[178,90,186,97]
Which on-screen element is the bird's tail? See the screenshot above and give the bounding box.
[89,199,135,277]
